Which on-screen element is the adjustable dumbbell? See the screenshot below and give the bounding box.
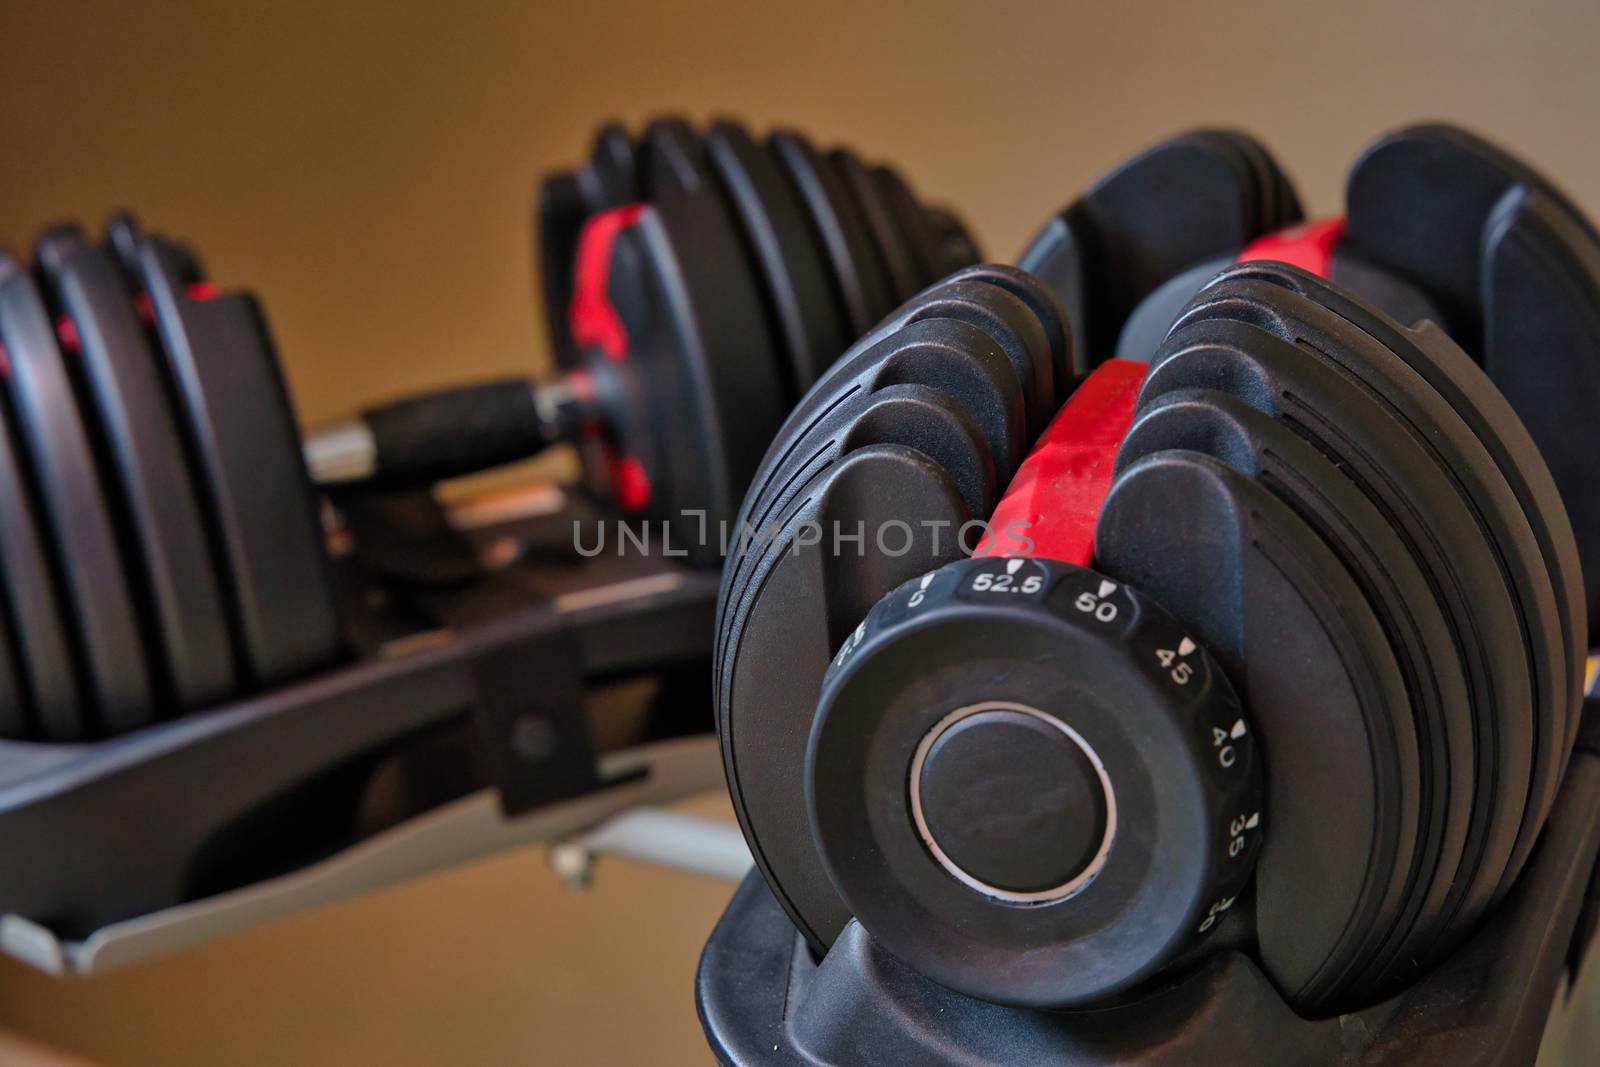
[714,124,1595,1020]
[308,117,977,565]
[0,118,972,743]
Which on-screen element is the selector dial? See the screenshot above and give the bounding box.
[806,555,1264,1008]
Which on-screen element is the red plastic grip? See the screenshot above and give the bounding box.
[977,359,1147,565]
[1236,216,1345,277]
[568,203,648,362]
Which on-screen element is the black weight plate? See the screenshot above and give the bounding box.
[643,120,787,508]
[1095,448,1418,1012]
[839,385,996,521]
[738,273,1044,516]
[1233,259,1586,773]
[0,591,29,738]
[1142,315,1531,955]
[1345,123,1599,358]
[1186,130,1271,234]
[0,252,153,734]
[1117,252,1451,369]
[706,121,848,398]
[721,270,1058,676]
[871,164,943,287]
[1183,273,1566,906]
[718,306,1032,708]
[900,279,1057,437]
[536,172,593,370]
[105,212,145,285]
[0,390,77,740]
[1241,130,1303,226]
[1479,190,1600,663]
[1119,386,1474,996]
[770,130,893,338]
[583,122,640,204]
[727,378,993,627]
[104,213,203,292]
[1016,130,1277,370]
[755,314,1026,527]
[1213,129,1303,233]
[134,237,340,685]
[754,268,1056,479]
[638,122,788,526]
[831,148,921,304]
[33,234,236,710]
[942,264,1074,410]
[720,317,1027,660]
[723,443,973,949]
[924,206,982,278]
[637,117,704,187]
[725,268,1060,643]
[1265,137,1305,226]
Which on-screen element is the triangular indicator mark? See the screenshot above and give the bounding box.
[919,573,934,589]
[1245,812,1260,829]
[1178,637,1195,656]
[1097,580,1117,598]
[1230,719,1247,739]
[1006,558,1024,575]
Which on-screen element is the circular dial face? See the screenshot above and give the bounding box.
[807,555,1264,1009]
[910,701,1115,902]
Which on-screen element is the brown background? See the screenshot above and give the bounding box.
[2,1,1599,1063]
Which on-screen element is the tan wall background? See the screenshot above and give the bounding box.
[2,1,1599,1064]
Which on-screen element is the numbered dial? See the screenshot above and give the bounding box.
[806,556,1264,1009]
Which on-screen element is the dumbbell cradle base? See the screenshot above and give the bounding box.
[699,734,1600,1066]
[0,494,719,942]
